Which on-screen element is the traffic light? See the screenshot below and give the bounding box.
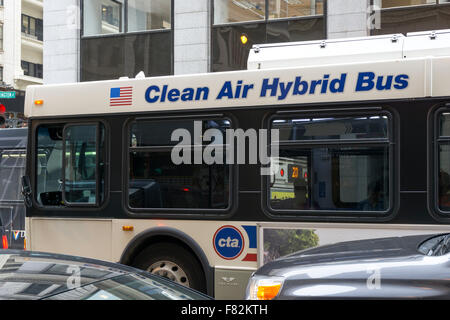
[0,104,5,127]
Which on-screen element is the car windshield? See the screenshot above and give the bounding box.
[44,273,210,300]
[418,234,450,256]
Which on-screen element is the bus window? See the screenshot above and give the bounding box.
[438,112,450,211]
[36,125,64,206]
[0,150,26,202]
[128,119,231,210]
[36,123,105,206]
[269,115,390,213]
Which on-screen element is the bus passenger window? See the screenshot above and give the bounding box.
[438,113,450,211]
[128,119,231,210]
[269,115,390,213]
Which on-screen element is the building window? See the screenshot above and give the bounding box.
[83,0,124,36]
[0,66,3,82]
[128,0,171,32]
[21,61,43,79]
[214,0,323,24]
[0,24,3,51]
[268,0,324,19]
[81,0,173,81]
[371,0,450,36]
[380,0,439,9]
[21,14,43,41]
[83,0,171,36]
[214,0,266,24]
[212,0,325,72]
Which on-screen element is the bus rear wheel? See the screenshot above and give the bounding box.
[132,242,206,293]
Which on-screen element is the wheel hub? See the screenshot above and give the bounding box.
[147,260,190,287]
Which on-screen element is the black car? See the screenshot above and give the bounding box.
[246,233,450,300]
[0,250,211,300]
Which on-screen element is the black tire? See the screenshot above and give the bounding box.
[133,242,206,293]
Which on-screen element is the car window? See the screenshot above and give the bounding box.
[44,274,210,300]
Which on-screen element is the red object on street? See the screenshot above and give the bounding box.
[2,235,8,249]
[0,104,5,114]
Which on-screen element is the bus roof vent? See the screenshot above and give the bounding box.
[403,29,450,59]
[247,33,406,70]
[248,29,450,70]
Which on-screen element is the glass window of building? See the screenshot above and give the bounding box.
[127,0,171,32]
[268,0,324,19]
[214,0,266,24]
[0,24,3,51]
[83,0,124,36]
[381,0,436,8]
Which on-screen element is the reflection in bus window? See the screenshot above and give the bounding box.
[270,115,390,213]
[128,119,231,210]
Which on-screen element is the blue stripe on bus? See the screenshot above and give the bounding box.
[242,225,257,249]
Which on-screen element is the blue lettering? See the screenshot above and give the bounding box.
[195,87,209,101]
[278,81,293,100]
[217,81,234,100]
[160,85,168,102]
[145,85,160,103]
[293,76,308,95]
[376,75,393,91]
[168,88,180,102]
[260,78,279,97]
[330,74,347,93]
[394,74,409,89]
[356,72,375,92]
[181,88,194,101]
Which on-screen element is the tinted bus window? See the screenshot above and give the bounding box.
[128,119,231,210]
[438,112,450,212]
[0,151,26,201]
[269,115,390,213]
[272,116,389,141]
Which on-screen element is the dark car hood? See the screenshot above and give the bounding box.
[256,234,435,277]
[0,250,132,300]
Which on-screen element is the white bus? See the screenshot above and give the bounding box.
[23,30,450,299]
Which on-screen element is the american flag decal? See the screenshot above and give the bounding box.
[110,86,133,106]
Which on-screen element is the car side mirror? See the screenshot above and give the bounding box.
[21,176,32,208]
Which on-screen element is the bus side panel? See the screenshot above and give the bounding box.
[29,218,113,261]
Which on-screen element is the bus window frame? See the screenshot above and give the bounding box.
[429,105,450,222]
[31,118,110,212]
[261,107,399,222]
[123,113,238,218]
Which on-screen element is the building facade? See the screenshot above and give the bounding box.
[0,0,43,119]
[43,0,450,85]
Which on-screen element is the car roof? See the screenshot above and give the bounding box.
[0,250,145,300]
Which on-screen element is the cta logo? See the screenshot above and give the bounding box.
[213,226,244,260]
